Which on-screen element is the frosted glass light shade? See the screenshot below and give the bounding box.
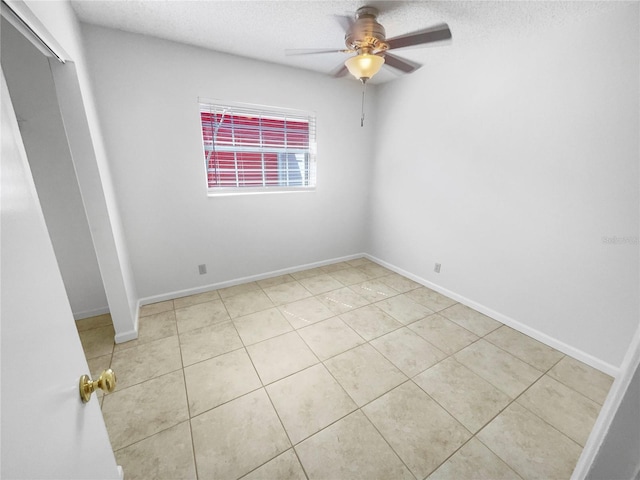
[345,53,385,80]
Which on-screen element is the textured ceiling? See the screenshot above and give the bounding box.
[70,0,619,84]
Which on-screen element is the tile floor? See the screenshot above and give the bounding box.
[77,258,614,480]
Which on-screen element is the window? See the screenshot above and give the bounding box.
[199,100,316,194]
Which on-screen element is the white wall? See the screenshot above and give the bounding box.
[369,3,639,370]
[1,18,108,319]
[22,0,138,340]
[80,25,374,300]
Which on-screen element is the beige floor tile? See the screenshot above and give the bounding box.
[233,308,293,345]
[114,310,177,352]
[217,281,260,299]
[478,402,582,480]
[102,370,189,451]
[263,281,312,305]
[291,266,326,280]
[363,382,471,479]
[173,290,220,309]
[298,273,344,294]
[242,449,306,480]
[346,257,371,267]
[110,335,182,389]
[339,305,403,341]
[223,289,275,318]
[348,279,399,302]
[139,300,174,317]
[191,389,291,479]
[427,438,522,480]
[371,327,446,377]
[548,356,614,405]
[79,324,115,359]
[266,364,357,444]
[295,411,414,480]
[247,331,318,384]
[179,320,243,366]
[377,273,421,293]
[376,294,434,325]
[320,261,351,273]
[356,263,393,278]
[184,348,262,416]
[406,287,457,312]
[257,274,296,289]
[327,267,372,285]
[414,357,511,433]
[114,421,196,480]
[485,326,564,371]
[174,299,230,334]
[455,340,543,397]
[439,303,502,336]
[518,375,601,446]
[76,313,112,332]
[324,344,407,406]
[278,297,336,329]
[297,317,365,360]
[409,314,478,355]
[318,287,370,314]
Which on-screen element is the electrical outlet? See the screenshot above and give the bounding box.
[434,263,441,273]
[198,264,207,275]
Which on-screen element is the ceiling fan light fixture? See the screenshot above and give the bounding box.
[345,53,385,82]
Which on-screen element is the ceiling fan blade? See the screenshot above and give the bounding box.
[387,23,452,50]
[383,53,421,74]
[285,48,351,56]
[331,63,349,78]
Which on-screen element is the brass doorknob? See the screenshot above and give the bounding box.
[79,369,117,403]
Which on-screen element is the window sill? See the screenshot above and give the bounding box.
[207,187,316,197]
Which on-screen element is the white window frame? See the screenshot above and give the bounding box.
[199,98,317,196]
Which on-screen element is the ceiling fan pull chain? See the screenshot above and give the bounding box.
[360,79,367,127]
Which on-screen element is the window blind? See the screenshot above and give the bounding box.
[200,101,316,192]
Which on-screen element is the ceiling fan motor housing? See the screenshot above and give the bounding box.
[345,7,389,54]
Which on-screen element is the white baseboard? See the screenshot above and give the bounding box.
[73,306,110,321]
[137,251,620,376]
[137,253,365,307]
[114,327,138,344]
[365,254,620,377]
[114,307,139,344]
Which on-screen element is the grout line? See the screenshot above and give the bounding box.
[243,283,309,473]
[111,419,192,453]
[472,437,526,480]
[506,358,589,448]
[357,379,420,480]
[262,385,296,454]
[174,303,201,480]
[291,446,311,480]
[186,418,200,480]
[187,384,265,421]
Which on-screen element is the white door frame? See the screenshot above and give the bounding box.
[1,0,138,342]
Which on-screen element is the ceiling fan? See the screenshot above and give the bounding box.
[287,6,452,83]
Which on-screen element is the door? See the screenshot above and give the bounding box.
[1,70,121,479]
